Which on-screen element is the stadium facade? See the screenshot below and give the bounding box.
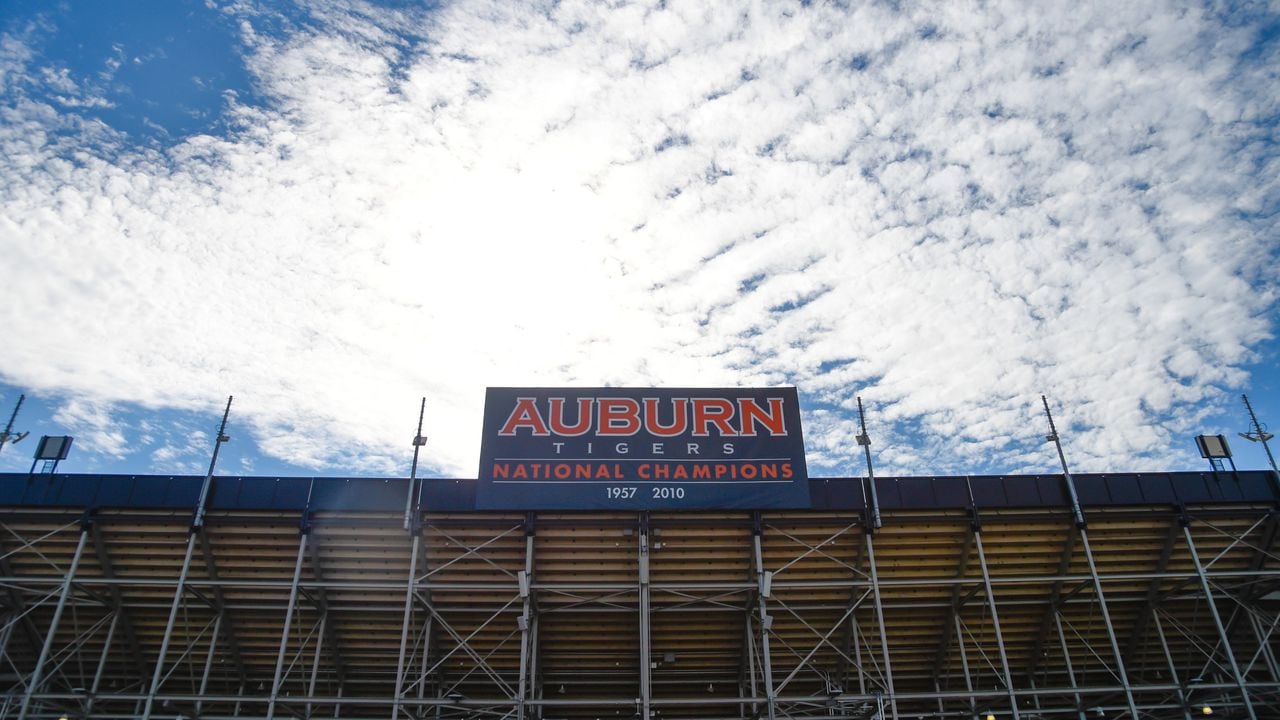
[0,468,1276,720]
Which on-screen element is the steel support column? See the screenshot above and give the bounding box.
[1078,529,1140,719]
[517,521,536,720]
[752,519,777,720]
[140,531,199,720]
[266,531,309,718]
[392,530,422,720]
[863,532,897,720]
[640,517,653,720]
[1182,520,1257,720]
[973,529,1020,720]
[1054,612,1087,720]
[1152,611,1192,720]
[84,610,120,718]
[17,525,87,720]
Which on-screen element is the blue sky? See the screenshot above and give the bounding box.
[1,0,1277,479]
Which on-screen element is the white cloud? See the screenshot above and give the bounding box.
[0,0,1276,477]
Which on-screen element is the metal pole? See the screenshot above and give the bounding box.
[746,613,759,716]
[141,532,199,720]
[392,531,421,719]
[0,393,24,454]
[1152,611,1193,720]
[193,396,233,530]
[307,615,327,719]
[1247,611,1279,682]
[973,530,1020,720]
[1078,531,1140,718]
[856,397,881,529]
[753,520,777,720]
[853,611,865,695]
[195,612,222,715]
[403,398,428,531]
[640,517,653,720]
[863,532,898,720]
[1053,612,1087,720]
[1042,396,1086,529]
[17,527,87,720]
[85,610,120,718]
[1241,394,1278,473]
[1181,521,1257,719]
[267,532,309,718]
[954,614,975,720]
[517,526,535,720]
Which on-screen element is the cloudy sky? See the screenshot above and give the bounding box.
[1,0,1277,479]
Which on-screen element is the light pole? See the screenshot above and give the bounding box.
[0,393,29,454]
[1238,394,1277,473]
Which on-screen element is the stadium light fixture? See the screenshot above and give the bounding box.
[1201,706,1213,715]
[1238,393,1278,474]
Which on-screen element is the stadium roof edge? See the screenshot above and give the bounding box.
[1,470,1276,514]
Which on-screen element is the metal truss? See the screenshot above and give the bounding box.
[0,492,1275,720]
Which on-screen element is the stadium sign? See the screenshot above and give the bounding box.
[476,387,810,509]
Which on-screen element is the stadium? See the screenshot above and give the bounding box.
[0,390,1276,720]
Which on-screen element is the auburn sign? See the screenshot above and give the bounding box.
[476,387,810,510]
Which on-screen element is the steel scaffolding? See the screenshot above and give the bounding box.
[0,471,1276,720]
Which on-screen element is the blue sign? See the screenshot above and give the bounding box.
[476,387,811,510]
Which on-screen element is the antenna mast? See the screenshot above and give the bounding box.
[0,394,26,454]
[1239,394,1277,474]
[856,397,881,530]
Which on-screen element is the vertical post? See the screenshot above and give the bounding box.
[1181,520,1257,720]
[1241,394,1278,473]
[392,532,422,720]
[745,615,758,716]
[972,529,1020,720]
[403,398,428,531]
[193,396,234,530]
[1053,613,1087,720]
[17,526,88,720]
[855,397,881,529]
[639,514,652,720]
[267,532,309,718]
[306,615,327,719]
[85,610,120,718]
[863,532,898,720]
[1152,612,1193,720]
[752,515,777,720]
[852,612,865,695]
[1078,531,1140,718]
[142,533,199,720]
[0,393,23,454]
[516,519,535,720]
[954,614,975,720]
[195,613,222,715]
[1041,395,1140,718]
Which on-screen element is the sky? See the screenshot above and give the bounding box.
[0,0,1278,480]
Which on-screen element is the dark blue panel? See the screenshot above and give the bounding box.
[969,476,1007,507]
[1173,475,1215,503]
[897,477,938,508]
[1036,476,1070,506]
[1105,475,1145,504]
[1138,474,1178,504]
[874,478,904,509]
[310,478,406,512]
[272,478,312,510]
[209,477,243,509]
[235,477,278,507]
[423,479,478,512]
[1003,477,1042,506]
[53,475,101,507]
[805,479,865,510]
[164,477,201,507]
[931,478,970,507]
[1074,475,1111,505]
[1237,473,1279,502]
[130,476,178,507]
